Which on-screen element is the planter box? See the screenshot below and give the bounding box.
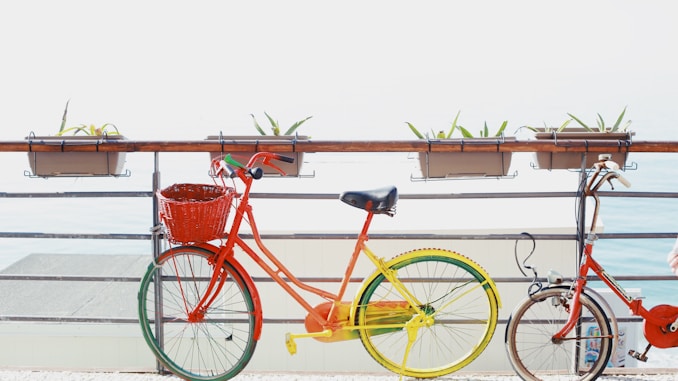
[26,135,127,177]
[532,128,633,170]
[417,137,514,178]
[207,135,306,176]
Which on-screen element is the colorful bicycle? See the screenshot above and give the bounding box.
[137,152,500,381]
[505,155,678,380]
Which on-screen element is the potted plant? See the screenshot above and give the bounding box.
[26,100,128,177]
[208,112,312,176]
[529,107,633,170]
[407,111,514,178]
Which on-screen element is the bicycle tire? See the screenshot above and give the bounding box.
[138,245,258,381]
[355,248,500,378]
[505,285,613,381]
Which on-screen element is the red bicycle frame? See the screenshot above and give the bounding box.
[188,152,403,336]
[553,162,678,347]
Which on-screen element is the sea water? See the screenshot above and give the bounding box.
[590,152,678,368]
[594,152,678,308]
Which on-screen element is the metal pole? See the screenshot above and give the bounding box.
[151,151,164,373]
[573,152,588,374]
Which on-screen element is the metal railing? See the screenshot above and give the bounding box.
[1,140,677,326]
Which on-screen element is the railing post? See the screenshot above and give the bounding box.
[573,153,588,375]
[152,151,162,259]
[151,151,165,373]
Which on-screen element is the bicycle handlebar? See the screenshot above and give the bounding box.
[597,159,632,189]
[212,152,295,180]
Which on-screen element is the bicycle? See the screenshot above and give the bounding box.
[138,151,501,381]
[504,155,678,381]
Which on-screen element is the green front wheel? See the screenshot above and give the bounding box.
[138,245,258,381]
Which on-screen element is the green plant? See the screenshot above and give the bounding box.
[524,119,573,134]
[567,106,631,133]
[407,110,508,139]
[250,111,312,136]
[407,111,461,139]
[55,100,120,136]
[457,120,508,138]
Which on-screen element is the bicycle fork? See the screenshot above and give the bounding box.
[175,247,231,323]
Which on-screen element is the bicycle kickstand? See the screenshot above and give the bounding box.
[629,343,652,362]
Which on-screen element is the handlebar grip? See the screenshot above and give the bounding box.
[603,159,631,188]
[616,174,632,188]
[224,154,245,168]
[249,167,264,180]
[276,154,295,163]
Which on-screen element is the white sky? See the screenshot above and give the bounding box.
[1,1,677,140]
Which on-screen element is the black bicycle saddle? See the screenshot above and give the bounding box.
[339,186,398,216]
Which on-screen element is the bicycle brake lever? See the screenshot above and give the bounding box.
[262,158,287,176]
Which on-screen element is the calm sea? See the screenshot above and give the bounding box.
[593,152,678,308]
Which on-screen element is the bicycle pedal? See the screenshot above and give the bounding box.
[285,333,297,355]
[628,349,648,362]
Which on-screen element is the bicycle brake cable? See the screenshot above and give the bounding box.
[514,232,535,277]
[514,232,542,297]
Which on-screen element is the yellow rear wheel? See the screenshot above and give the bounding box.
[355,248,500,378]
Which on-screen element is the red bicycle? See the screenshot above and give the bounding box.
[505,155,678,380]
[138,152,501,381]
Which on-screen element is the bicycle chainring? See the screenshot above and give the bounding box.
[644,304,678,348]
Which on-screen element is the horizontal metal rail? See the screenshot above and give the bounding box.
[0,275,142,282]
[2,231,677,240]
[2,190,676,240]
[1,274,673,283]
[1,316,643,325]
[1,271,663,325]
[3,232,676,240]
[0,191,152,198]
[2,139,678,153]
[2,190,676,200]
[0,232,150,239]
[0,316,139,324]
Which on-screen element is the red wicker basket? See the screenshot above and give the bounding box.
[158,183,235,244]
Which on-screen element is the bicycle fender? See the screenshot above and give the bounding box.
[226,255,264,341]
[180,241,219,251]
